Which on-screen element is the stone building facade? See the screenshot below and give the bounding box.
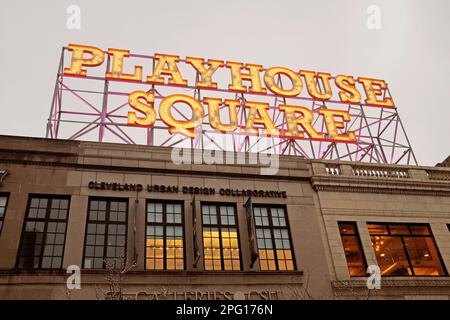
[0,135,449,300]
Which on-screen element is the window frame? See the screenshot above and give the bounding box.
[252,204,296,271]
[368,222,448,277]
[82,197,129,270]
[337,221,368,277]
[144,199,186,271]
[16,194,71,270]
[0,192,10,234]
[201,201,243,271]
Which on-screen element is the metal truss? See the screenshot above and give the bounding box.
[47,47,417,165]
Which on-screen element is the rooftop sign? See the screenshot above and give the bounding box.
[62,44,396,144]
[48,43,416,165]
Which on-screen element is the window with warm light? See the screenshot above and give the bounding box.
[368,223,447,276]
[253,206,295,271]
[146,201,184,270]
[83,198,128,269]
[202,203,241,271]
[338,222,367,276]
[0,194,8,233]
[17,196,70,269]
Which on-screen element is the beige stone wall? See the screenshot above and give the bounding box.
[0,136,332,300]
[1,135,450,299]
[311,161,450,299]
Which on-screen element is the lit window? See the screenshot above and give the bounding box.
[253,206,295,271]
[338,222,367,276]
[17,196,70,269]
[0,194,8,233]
[146,201,184,270]
[83,198,128,269]
[368,223,447,276]
[202,204,241,271]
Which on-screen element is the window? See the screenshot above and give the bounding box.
[17,196,70,269]
[83,198,128,269]
[146,201,184,270]
[368,223,447,276]
[253,206,295,271]
[0,194,8,233]
[202,203,241,271]
[338,222,367,276]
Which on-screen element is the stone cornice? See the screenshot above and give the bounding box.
[311,175,450,196]
[0,158,310,182]
[332,279,450,288]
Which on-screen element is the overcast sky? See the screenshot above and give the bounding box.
[1,0,449,165]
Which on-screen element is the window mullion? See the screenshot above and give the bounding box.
[163,203,167,271]
[268,208,279,271]
[39,198,52,269]
[217,205,224,270]
[400,236,415,276]
[103,200,110,268]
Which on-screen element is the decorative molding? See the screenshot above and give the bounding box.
[0,158,310,182]
[332,279,450,289]
[0,170,7,186]
[312,175,450,196]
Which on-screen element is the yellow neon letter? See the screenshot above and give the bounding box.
[300,70,333,100]
[244,101,278,136]
[317,108,356,142]
[279,105,324,140]
[106,48,143,82]
[147,54,188,86]
[185,57,224,89]
[226,62,266,94]
[63,44,104,77]
[159,94,204,138]
[127,91,156,127]
[264,67,303,97]
[203,98,239,133]
[357,77,394,108]
[335,75,361,104]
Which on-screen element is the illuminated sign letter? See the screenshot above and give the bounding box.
[335,75,361,104]
[106,48,143,82]
[159,94,204,138]
[357,77,394,108]
[300,70,333,100]
[279,105,324,140]
[128,91,156,127]
[318,108,356,142]
[244,102,279,136]
[226,62,266,94]
[147,54,188,86]
[64,44,104,77]
[204,98,239,133]
[127,91,156,127]
[264,67,303,97]
[185,57,224,89]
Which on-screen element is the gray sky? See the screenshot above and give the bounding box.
[1,0,449,165]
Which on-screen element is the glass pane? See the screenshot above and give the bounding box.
[403,237,446,276]
[339,223,357,235]
[367,224,388,235]
[340,235,366,276]
[409,225,431,235]
[19,196,69,270]
[371,236,412,276]
[388,224,410,235]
